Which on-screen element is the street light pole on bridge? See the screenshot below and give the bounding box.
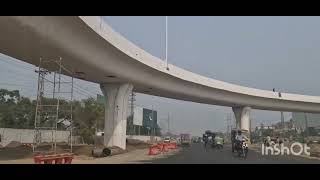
[165,16,169,71]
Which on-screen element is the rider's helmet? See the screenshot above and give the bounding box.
[238,130,242,135]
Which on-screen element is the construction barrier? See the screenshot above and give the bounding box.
[172,142,178,149]
[148,142,178,156]
[167,142,178,149]
[148,145,161,155]
[162,143,169,152]
[34,153,74,164]
[156,143,166,152]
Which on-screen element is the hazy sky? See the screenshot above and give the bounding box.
[1,16,320,136]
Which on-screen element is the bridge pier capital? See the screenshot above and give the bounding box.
[100,83,133,150]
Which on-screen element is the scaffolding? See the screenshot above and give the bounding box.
[33,58,74,154]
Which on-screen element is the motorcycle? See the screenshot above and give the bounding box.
[237,140,248,158]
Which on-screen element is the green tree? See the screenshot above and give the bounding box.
[73,97,104,144]
[0,88,105,144]
[13,97,35,128]
[0,89,21,128]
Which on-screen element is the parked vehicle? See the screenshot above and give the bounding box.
[164,136,170,143]
[180,134,191,146]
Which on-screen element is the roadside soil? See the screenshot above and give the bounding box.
[0,139,163,163]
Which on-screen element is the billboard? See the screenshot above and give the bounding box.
[143,108,157,128]
[133,107,143,126]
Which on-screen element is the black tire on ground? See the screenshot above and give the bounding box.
[92,148,107,157]
[244,148,248,158]
[92,146,124,157]
[102,148,112,156]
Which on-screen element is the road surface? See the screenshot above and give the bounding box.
[146,143,320,164]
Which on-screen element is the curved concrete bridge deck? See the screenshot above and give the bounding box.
[0,16,319,149]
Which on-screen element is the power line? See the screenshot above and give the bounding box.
[0,59,99,97]
[0,72,37,85]
[0,81,92,101]
[0,82,36,88]
[0,65,37,78]
[58,63,101,95]
[0,83,38,97]
[0,57,101,98]
[34,72,96,98]
[0,77,92,100]
[0,57,35,72]
[40,78,93,99]
[70,84,97,97]
[72,79,101,95]
[60,76,100,96]
[0,82,38,92]
[72,83,100,96]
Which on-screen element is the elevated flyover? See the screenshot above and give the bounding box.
[0,16,319,148]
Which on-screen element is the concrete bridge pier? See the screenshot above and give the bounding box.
[100,83,133,150]
[232,106,251,134]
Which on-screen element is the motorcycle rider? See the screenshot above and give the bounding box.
[208,135,213,146]
[203,134,208,147]
[235,130,248,151]
[264,135,271,147]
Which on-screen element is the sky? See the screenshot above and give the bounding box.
[1,16,320,136]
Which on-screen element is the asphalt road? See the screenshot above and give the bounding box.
[148,143,320,164]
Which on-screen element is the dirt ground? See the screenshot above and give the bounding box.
[0,146,33,160]
[0,139,154,163]
[0,143,180,164]
[0,143,92,161]
[73,148,180,164]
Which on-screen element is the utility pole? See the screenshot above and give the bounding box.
[281,111,285,130]
[304,112,308,137]
[167,113,170,135]
[226,113,232,136]
[165,16,169,70]
[151,105,154,138]
[129,92,136,135]
[250,116,253,134]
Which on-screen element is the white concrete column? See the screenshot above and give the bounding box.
[232,106,251,132]
[100,83,133,150]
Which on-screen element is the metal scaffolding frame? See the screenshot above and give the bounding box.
[33,57,74,154]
